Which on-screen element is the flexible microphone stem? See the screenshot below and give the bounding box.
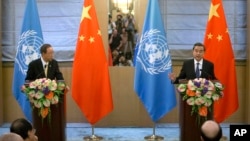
[200,69,212,80]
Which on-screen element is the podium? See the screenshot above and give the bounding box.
[32,92,66,141]
[32,93,66,141]
[23,79,67,141]
[178,79,213,141]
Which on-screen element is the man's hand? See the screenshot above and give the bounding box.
[168,73,176,81]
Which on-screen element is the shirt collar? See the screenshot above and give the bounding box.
[41,57,47,67]
[194,59,203,65]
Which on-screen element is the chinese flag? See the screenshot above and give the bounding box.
[72,0,113,125]
[203,0,238,123]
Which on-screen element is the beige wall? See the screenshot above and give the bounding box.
[1,61,247,126]
[1,0,250,126]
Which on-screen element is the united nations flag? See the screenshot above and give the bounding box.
[134,0,176,122]
[12,0,44,121]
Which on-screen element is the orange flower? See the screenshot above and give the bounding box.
[45,91,54,100]
[186,89,196,96]
[40,108,49,118]
[199,106,207,117]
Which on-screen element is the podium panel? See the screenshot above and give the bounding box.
[32,94,66,141]
[179,96,213,141]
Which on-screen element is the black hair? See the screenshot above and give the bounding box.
[192,42,206,51]
[10,118,33,139]
[40,43,52,54]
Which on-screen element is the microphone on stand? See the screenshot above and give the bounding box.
[35,65,47,79]
[200,69,213,80]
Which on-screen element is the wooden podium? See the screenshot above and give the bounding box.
[178,79,213,141]
[32,91,66,141]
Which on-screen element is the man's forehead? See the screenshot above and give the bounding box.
[194,46,204,50]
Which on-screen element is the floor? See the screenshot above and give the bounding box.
[0,123,230,141]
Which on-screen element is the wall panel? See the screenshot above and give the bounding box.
[1,62,246,126]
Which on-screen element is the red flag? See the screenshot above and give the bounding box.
[203,0,238,123]
[72,0,113,125]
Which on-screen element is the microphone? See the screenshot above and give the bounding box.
[35,65,46,79]
[200,69,213,80]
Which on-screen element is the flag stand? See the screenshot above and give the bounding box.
[83,126,103,140]
[144,123,164,140]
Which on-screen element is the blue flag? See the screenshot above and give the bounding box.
[12,0,44,121]
[134,0,176,122]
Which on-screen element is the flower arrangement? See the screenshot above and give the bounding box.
[21,78,66,120]
[177,78,224,121]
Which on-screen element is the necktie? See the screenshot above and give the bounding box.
[196,62,200,78]
[44,64,48,78]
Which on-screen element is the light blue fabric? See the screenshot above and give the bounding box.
[134,0,177,122]
[12,0,44,121]
[1,0,247,61]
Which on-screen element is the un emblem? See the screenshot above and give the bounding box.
[15,30,43,75]
[136,29,172,75]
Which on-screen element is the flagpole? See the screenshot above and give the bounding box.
[83,126,103,140]
[144,123,164,140]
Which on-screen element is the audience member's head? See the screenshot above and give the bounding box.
[200,120,222,141]
[10,118,37,141]
[0,133,23,141]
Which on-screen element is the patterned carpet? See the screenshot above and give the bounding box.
[0,123,229,141]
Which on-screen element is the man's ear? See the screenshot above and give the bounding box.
[27,130,33,137]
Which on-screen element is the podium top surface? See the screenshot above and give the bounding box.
[178,79,219,84]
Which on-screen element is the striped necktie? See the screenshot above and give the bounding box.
[196,62,200,78]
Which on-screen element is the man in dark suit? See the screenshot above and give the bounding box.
[169,42,217,141]
[169,42,216,83]
[25,43,64,81]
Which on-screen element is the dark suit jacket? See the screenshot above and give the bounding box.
[174,59,216,83]
[25,58,64,81]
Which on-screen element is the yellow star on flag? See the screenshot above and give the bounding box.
[216,34,223,41]
[81,5,91,21]
[208,3,220,21]
[207,33,213,39]
[89,37,94,43]
[79,35,85,41]
[97,30,101,36]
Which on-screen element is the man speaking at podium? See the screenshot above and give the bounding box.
[169,42,216,83]
[25,43,64,81]
[168,42,217,141]
[25,43,65,141]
